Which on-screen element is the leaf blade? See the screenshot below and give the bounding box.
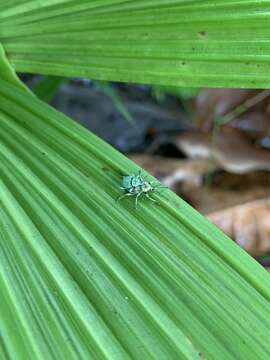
[1,0,270,88]
[0,47,270,358]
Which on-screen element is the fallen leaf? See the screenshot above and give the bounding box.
[174,127,270,173]
[208,198,270,256]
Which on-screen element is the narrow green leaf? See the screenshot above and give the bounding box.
[32,75,65,102]
[95,80,135,126]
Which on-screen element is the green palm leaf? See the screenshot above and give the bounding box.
[0,42,270,359]
[1,0,270,87]
[1,1,270,358]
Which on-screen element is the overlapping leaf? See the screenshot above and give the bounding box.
[1,0,270,87]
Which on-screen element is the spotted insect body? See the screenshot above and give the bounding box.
[117,171,166,209]
[122,174,144,189]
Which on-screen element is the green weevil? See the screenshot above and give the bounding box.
[116,170,166,209]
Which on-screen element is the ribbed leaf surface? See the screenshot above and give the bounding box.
[1,45,270,359]
[1,0,270,87]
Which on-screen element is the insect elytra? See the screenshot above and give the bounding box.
[116,170,166,209]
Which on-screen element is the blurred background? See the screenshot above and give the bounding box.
[21,74,270,270]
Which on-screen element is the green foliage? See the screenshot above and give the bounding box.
[32,75,65,102]
[1,2,270,359]
[153,86,200,102]
[1,67,270,359]
[95,81,135,125]
[1,1,270,88]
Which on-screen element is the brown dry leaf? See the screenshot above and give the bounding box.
[174,127,270,173]
[182,171,270,213]
[207,198,270,256]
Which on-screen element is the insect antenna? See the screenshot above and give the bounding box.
[154,184,168,190]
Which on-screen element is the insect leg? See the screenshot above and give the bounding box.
[145,193,158,203]
[134,192,143,209]
[116,193,133,203]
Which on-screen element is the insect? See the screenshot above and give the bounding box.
[116,170,166,209]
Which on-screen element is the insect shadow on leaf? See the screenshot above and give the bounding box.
[116,170,167,209]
